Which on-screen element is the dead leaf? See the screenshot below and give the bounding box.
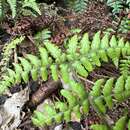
[0,88,29,130]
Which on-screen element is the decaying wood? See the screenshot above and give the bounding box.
[31,80,62,106]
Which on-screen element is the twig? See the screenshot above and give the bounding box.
[31,80,62,106]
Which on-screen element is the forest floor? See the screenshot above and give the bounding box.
[0,1,130,130]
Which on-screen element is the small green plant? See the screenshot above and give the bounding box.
[0,0,41,18]
[32,75,130,127]
[107,0,123,14]
[34,28,51,46]
[91,115,130,130]
[0,36,25,80]
[66,0,88,13]
[1,32,130,129]
[106,0,130,14]
[1,31,130,92]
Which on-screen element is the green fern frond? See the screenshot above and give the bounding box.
[66,0,88,13]
[90,76,130,111]
[91,115,128,130]
[73,0,88,13]
[118,17,130,33]
[107,0,124,14]
[0,0,40,18]
[1,32,130,93]
[7,0,16,18]
[126,0,130,11]
[0,36,25,77]
[23,0,41,15]
[1,32,130,127]
[90,124,109,130]
[0,0,3,18]
[34,29,51,44]
[0,32,130,126]
[32,80,89,126]
[32,75,130,126]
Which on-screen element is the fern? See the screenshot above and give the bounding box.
[118,17,130,33]
[32,80,89,126]
[90,76,130,111]
[73,0,88,13]
[119,56,130,76]
[34,28,51,46]
[1,32,130,93]
[23,0,41,15]
[32,75,130,127]
[127,0,130,7]
[0,0,3,18]
[7,0,17,18]
[0,0,41,18]
[106,0,130,14]
[107,0,124,14]
[0,36,25,77]
[91,115,130,130]
[1,32,130,127]
[66,0,88,13]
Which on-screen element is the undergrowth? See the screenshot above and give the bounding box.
[0,0,41,19]
[0,0,130,130]
[1,31,130,129]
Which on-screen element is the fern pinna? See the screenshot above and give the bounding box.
[1,32,130,128]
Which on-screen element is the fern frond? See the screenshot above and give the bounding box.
[118,17,130,33]
[107,0,124,14]
[126,0,130,10]
[34,29,51,44]
[0,36,25,78]
[73,0,88,13]
[32,75,130,126]
[90,75,130,111]
[1,32,130,93]
[0,0,40,18]
[23,0,41,15]
[91,115,128,130]
[90,124,109,130]
[7,0,16,18]
[66,0,88,13]
[32,80,89,126]
[0,0,3,18]
[1,32,130,127]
